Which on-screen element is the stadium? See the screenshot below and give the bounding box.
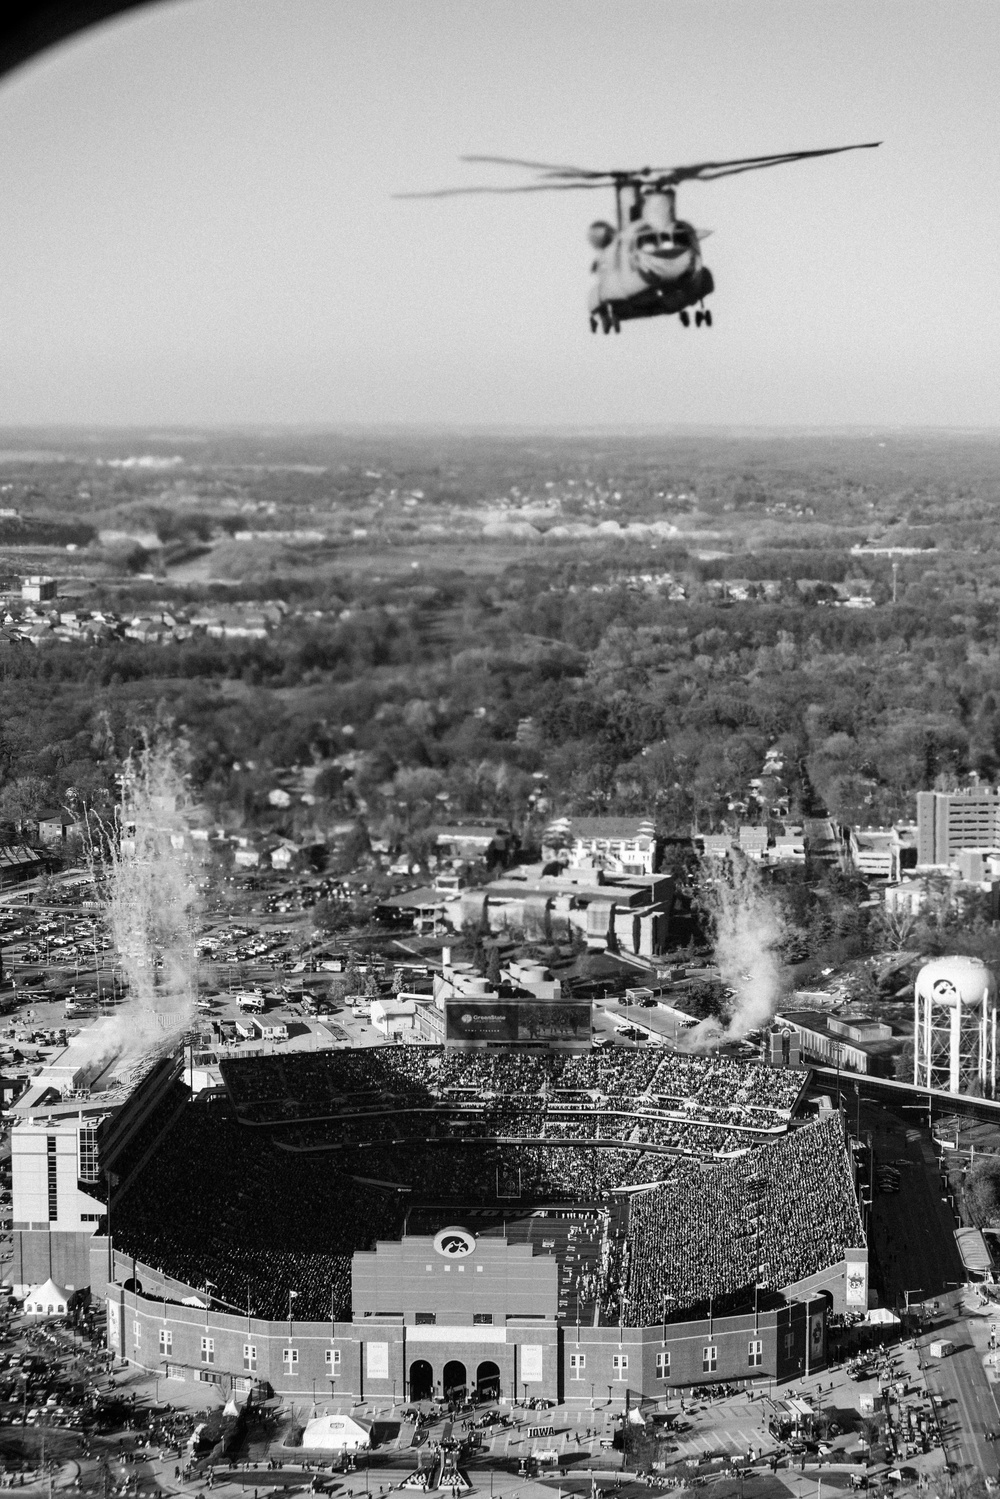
[11,1042,867,1404]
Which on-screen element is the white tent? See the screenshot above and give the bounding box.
[863,1307,900,1326]
[301,1414,371,1451]
[23,1279,69,1317]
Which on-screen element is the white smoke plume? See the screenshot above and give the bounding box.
[681,853,787,1051]
[76,739,201,1079]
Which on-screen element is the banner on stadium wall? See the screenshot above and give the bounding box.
[107,1298,120,1352]
[845,1251,868,1308]
[366,1342,389,1381]
[521,1345,543,1383]
[809,1310,825,1362]
[445,997,592,1048]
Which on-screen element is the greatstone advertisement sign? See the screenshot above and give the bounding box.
[445,996,592,1049]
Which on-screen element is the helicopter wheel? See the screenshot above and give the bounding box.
[611,310,621,334]
[695,311,704,328]
[589,316,598,334]
[679,310,690,328]
[704,309,713,327]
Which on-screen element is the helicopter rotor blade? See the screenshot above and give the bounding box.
[645,141,882,184]
[460,154,603,177]
[393,181,610,198]
[398,142,881,200]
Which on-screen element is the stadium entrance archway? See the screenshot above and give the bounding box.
[409,1360,433,1402]
[476,1361,500,1401]
[443,1360,467,1401]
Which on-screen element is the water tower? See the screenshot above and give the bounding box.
[913,955,997,1096]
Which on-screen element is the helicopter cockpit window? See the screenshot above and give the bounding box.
[636,230,688,251]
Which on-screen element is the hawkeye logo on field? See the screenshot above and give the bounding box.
[433,1226,476,1258]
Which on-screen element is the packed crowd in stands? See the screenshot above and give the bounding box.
[113,1106,402,1323]
[278,1107,777,1158]
[614,1112,865,1325]
[220,1047,802,1141]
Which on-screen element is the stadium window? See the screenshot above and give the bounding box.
[132,1322,141,1343]
[159,1330,172,1355]
[476,1265,483,1273]
[283,1348,299,1373]
[748,1340,762,1368]
[243,1344,257,1371]
[473,1313,493,1325]
[46,1136,57,1222]
[612,1354,628,1379]
[325,1349,341,1372]
[702,1346,717,1373]
[784,1332,794,1356]
[78,1125,99,1183]
[425,1266,432,1273]
[569,1354,585,1379]
[415,1312,436,1325]
[655,1351,670,1379]
[201,1337,215,1365]
[443,1266,451,1272]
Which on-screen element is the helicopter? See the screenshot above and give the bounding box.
[397,143,880,333]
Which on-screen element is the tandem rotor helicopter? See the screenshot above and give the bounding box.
[397,143,880,334]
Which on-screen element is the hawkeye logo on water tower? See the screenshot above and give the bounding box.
[434,1226,476,1258]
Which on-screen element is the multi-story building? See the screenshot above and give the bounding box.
[772,1011,896,1076]
[10,1050,184,1296]
[542,818,658,877]
[849,829,902,882]
[917,789,1000,867]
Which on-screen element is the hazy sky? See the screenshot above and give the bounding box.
[0,0,996,428]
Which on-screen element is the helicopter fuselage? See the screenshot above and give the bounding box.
[589,210,713,331]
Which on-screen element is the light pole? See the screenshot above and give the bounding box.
[288,1289,299,1340]
[902,1288,924,1334]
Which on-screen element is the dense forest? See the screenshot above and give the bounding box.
[0,427,999,861]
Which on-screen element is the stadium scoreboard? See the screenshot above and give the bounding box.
[444,995,593,1049]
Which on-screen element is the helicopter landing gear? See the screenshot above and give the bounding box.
[589,316,598,334]
[679,310,691,328]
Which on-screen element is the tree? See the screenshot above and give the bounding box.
[485,945,502,988]
[965,1155,1000,1227]
[0,775,50,827]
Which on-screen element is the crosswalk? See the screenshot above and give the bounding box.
[468,1408,759,1467]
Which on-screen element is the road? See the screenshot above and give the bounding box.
[861,1100,966,1307]
[918,1287,1000,1483]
